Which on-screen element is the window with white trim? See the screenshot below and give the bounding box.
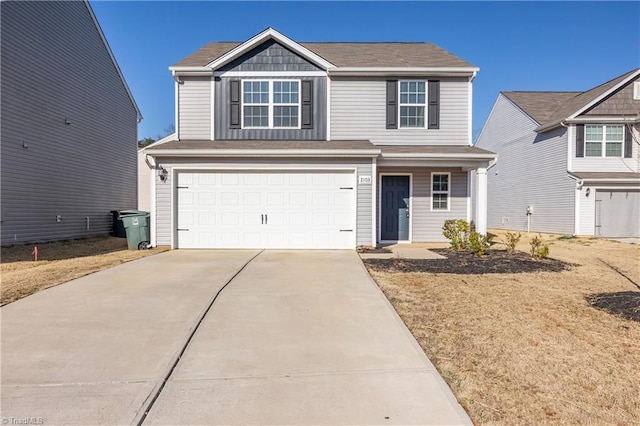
[585,124,624,157]
[431,173,450,210]
[399,81,426,128]
[242,80,299,129]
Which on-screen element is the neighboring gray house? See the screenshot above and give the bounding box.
[1,1,141,244]
[476,68,640,238]
[140,28,495,249]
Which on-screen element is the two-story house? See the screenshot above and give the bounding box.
[142,28,495,249]
[476,68,640,238]
[1,0,141,244]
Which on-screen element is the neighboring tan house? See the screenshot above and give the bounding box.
[0,1,141,245]
[476,68,640,238]
[140,28,495,249]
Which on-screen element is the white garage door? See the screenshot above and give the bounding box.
[176,170,356,249]
[595,189,640,238]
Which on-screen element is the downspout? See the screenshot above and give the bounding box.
[172,70,182,140]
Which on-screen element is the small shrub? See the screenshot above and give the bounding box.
[504,231,521,253]
[530,234,550,259]
[469,231,493,257]
[442,219,471,251]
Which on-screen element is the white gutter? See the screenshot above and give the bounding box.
[328,67,479,77]
[147,149,382,158]
[381,152,496,160]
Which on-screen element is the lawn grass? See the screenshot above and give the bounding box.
[367,231,640,424]
[1,236,169,305]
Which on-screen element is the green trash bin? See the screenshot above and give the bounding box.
[121,211,150,250]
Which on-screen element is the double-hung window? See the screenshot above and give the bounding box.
[242,80,299,129]
[585,124,624,157]
[431,173,450,211]
[399,81,426,128]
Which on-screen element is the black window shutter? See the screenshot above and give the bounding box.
[386,80,398,129]
[575,124,584,157]
[301,80,313,129]
[624,125,633,158]
[428,80,440,129]
[229,80,241,129]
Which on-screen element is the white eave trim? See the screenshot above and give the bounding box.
[147,149,381,158]
[169,67,213,76]
[328,67,479,77]
[84,0,142,122]
[381,152,496,160]
[139,133,177,151]
[567,69,640,121]
[565,115,640,124]
[205,27,335,71]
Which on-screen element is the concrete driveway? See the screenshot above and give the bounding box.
[1,250,470,425]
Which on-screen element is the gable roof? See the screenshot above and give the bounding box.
[84,0,142,121]
[172,28,474,69]
[502,68,640,132]
[174,42,474,69]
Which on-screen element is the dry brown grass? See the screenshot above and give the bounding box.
[368,230,640,425]
[1,237,169,305]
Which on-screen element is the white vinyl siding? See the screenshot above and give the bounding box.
[178,77,211,140]
[571,124,639,173]
[1,1,138,244]
[476,94,575,234]
[154,158,373,247]
[331,77,469,145]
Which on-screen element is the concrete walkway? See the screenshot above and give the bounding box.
[1,250,470,425]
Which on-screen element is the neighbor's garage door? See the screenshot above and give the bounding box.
[595,189,640,237]
[176,170,356,249]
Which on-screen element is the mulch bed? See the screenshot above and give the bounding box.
[363,249,573,274]
[356,246,393,254]
[586,291,640,322]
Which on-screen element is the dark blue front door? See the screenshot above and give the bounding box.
[381,176,410,241]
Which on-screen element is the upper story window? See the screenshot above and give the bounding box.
[585,124,624,157]
[399,81,426,128]
[242,80,299,129]
[431,172,450,211]
[386,80,439,130]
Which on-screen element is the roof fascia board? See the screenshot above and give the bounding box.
[147,149,381,158]
[83,0,142,122]
[565,115,640,123]
[567,69,640,121]
[139,133,177,151]
[329,67,479,77]
[205,28,336,71]
[379,159,493,168]
[381,152,496,160]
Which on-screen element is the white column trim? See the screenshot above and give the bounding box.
[475,167,488,234]
[326,76,331,141]
[210,76,215,140]
[371,157,377,246]
[148,154,157,247]
[574,185,581,236]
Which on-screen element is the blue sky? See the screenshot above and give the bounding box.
[90,1,640,141]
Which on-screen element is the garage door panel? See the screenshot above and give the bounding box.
[596,190,640,238]
[176,171,356,249]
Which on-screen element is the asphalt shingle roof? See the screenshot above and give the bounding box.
[502,68,640,131]
[173,42,474,68]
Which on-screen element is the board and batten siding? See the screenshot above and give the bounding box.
[218,40,322,72]
[571,124,640,173]
[214,76,327,140]
[178,76,211,140]
[377,168,468,242]
[153,158,372,247]
[1,1,138,244]
[476,94,574,234]
[330,77,469,145]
